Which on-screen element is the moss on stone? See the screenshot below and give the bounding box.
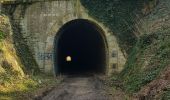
[4,4,40,74]
[80,0,148,54]
[119,29,170,93]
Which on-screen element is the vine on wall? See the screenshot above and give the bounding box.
[80,0,158,55]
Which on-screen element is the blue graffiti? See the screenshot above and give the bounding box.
[38,53,53,60]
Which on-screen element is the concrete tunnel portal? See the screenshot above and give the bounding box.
[54,19,108,75]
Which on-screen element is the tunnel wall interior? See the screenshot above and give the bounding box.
[54,19,107,75]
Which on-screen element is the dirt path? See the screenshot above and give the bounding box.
[42,75,113,100]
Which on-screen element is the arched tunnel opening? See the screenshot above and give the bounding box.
[54,19,108,75]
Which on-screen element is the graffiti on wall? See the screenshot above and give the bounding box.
[37,53,53,60]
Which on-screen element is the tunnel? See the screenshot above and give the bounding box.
[54,19,108,75]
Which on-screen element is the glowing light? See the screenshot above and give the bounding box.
[66,56,71,62]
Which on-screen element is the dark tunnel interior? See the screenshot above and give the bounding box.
[54,19,107,75]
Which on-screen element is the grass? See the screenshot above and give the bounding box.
[0,78,38,100]
[162,89,170,100]
[0,74,59,100]
[0,31,6,41]
[118,29,170,93]
[0,40,58,100]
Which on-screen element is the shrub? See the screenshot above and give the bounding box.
[119,30,170,93]
[0,31,6,40]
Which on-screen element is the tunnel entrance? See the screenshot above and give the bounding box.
[54,19,108,75]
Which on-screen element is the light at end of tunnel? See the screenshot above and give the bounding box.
[66,56,72,62]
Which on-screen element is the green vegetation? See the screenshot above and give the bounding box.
[0,74,59,100]
[80,0,146,53]
[119,29,170,93]
[0,60,22,86]
[0,14,43,100]
[2,4,40,74]
[81,1,169,99]
[162,88,170,100]
[0,31,6,41]
[0,0,168,99]
[12,14,40,74]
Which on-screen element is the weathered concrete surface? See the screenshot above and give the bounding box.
[7,0,126,75]
[42,76,113,100]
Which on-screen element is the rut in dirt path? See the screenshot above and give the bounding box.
[42,76,113,100]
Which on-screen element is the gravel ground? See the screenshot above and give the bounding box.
[42,75,113,100]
